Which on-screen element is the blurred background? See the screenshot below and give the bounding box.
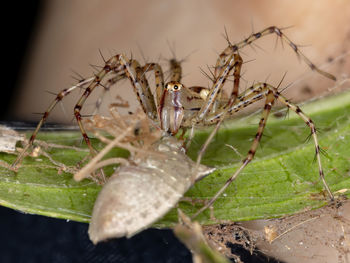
[1,1,350,262]
[4,0,350,123]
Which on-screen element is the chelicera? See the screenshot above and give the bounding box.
[12,26,336,212]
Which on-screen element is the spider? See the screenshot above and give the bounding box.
[11,26,336,213]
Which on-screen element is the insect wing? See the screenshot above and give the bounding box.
[88,137,215,243]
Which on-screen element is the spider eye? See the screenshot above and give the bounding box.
[174,85,179,90]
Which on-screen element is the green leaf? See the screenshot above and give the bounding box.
[0,91,349,226]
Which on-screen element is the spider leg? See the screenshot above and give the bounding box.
[74,55,164,155]
[215,26,336,81]
[12,55,123,169]
[169,59,182,82]
[193,82,333,218]
[183,54,242,156]
[120,58,165,120]
[188,83,270,154]
[12,54,164,170]
[93,73,127,115]
[201,83,271,125]
[194,54,243,165]
[73,55,124,155]
[274,91,334,200]
[196,54,243,121]
[140,63,165,109]
[93,59,165,117]
[11,77,94,169]
[192,89,276,218]
[102,62,164,108]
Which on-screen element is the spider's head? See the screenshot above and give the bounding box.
[164,81,183,92]
[158,81,185,135]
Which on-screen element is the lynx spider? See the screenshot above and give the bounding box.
[12,26,336,215]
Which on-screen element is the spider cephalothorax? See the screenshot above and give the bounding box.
[159,81,204,134]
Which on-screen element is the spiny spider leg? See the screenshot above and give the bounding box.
[276,91,333,199]
[192,88,276,218]
[93,73,128,115]
[184,54,242,151]
[199,83,275,125]
[94,62,165,114]
[169,59,182,82]
[11,54,165,169]
[11,77,94,169]
[194,76,273,170]
[74,57,155,155]
[139,63,165,108]
[214,26,336,81]
[196,54,243,120]
[193,25,339,170]
[192,82,334,219]
[194,54,243,166]
[194,26,337,170]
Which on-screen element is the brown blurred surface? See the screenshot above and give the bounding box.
[13,0,350,124]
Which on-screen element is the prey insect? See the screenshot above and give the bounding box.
[12,26,336,224]
[73,108,215,243]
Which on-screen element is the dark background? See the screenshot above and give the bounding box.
[0,2,42,121]
[0,204,279,263]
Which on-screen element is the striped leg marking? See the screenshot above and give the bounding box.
[12,54,165,170]
[193,83,334,218]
